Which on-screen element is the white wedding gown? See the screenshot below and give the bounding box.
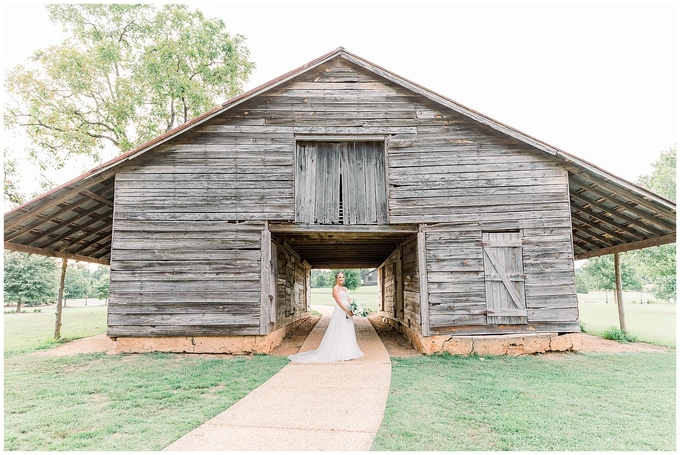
[288,289,364,363]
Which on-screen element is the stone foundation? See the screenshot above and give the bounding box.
[110,315,310,355]
[397,319,581,356]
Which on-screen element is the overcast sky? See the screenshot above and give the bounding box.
[2,1,678,193]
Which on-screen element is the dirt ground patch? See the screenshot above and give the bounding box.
[32,318,671,358]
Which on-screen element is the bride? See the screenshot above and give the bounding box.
[288,272,364,363]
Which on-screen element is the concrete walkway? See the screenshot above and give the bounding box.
[164,305,392,451]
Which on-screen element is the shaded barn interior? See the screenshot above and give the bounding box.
[4,48,676,353]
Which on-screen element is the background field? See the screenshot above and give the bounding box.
[313,286,676,347]
[6,288,674,354]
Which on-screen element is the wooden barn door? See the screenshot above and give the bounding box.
[481,231,528,325]
[295,141,387,224]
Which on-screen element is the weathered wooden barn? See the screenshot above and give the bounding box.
[4,48,676,354]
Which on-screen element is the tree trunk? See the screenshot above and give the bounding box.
[54,258,68,339]
[15,301,22,313]
[614,253,627,332]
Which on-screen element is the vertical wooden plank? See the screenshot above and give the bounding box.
[356,143,368,224]
[269,240,278,323]
[260,222,271,335]
[327,143,341,224]
[294,143,308,223]
[314,144,326,223]
[418,228,430,336]
[363,142,378,224]
[376,141,388,224]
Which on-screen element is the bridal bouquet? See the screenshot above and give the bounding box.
[347,300,371,318]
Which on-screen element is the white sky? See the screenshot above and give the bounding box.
[2,0,678,196]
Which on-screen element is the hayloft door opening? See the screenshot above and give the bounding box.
[295,141,387,225]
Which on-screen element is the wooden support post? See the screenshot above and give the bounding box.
[614,253,627,332]
[54,258,68,339]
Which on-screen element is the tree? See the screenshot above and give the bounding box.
[91,265,110,301]
[3,251,58,311]
[629,146,676,301]
[64,263,90,301]
[3,152,26,207]
[636,146,676,202]
[579,254,642,297]
[311,269,331,288]
[331,269,362,291]
[4,4,254,171]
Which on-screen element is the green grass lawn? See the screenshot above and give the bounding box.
[372,352,676,451]
[4,352,288,451]
[311,285,379,310]
[578,291,676,347]
[4,305,108,356]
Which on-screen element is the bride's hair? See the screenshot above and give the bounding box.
[335,272,344,279]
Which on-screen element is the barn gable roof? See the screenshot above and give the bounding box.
[4,47,675,264]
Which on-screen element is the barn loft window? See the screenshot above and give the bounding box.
[295,141,387,224]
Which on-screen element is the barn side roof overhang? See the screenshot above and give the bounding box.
[3,47,675,263]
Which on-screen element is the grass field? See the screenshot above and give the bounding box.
[372,352,676,451]
[312,286,676,347]
[4,353,288,451]
[4,304,108,356]
[578,291,676,347]
[311,285,379,309]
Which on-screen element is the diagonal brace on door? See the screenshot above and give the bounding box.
[482,247,526,311]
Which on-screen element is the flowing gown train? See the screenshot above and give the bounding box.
[288,289,364,363]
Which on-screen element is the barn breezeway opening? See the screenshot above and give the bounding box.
[268,223,421,335]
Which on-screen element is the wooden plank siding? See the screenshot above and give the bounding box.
[273,240,310,331]
[108,56,578,338]
[108,215,266,337]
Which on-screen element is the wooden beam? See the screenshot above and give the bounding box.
[571,192,665,237]
[269,223,419,234]
[4,196,91,241]
[570,177,675,231]
[260,222,271,335]
[81,190,114,207]
[54,258,68,339]
[569,172,676,213]
[418,228,430,336]
[4,241,109,265]
[4,173,114,230]
[574,233,676,260]
[614,252,626,332]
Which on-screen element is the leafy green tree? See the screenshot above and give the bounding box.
[3,152,25,208]
[91,265,110,301]
[575,267,590,294]
[64,263,90,300]
[636,146,676,202]
[4,4,254,170]
[311,269,331,288]
[629,146,676,301]
[3,251,58,311]
[579,254,643,296]
[331,269,362,291]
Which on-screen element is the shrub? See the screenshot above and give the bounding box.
[603,326,638,343]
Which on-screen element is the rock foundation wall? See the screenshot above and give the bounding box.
[110,315,310,355]
[397,319,581,356]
